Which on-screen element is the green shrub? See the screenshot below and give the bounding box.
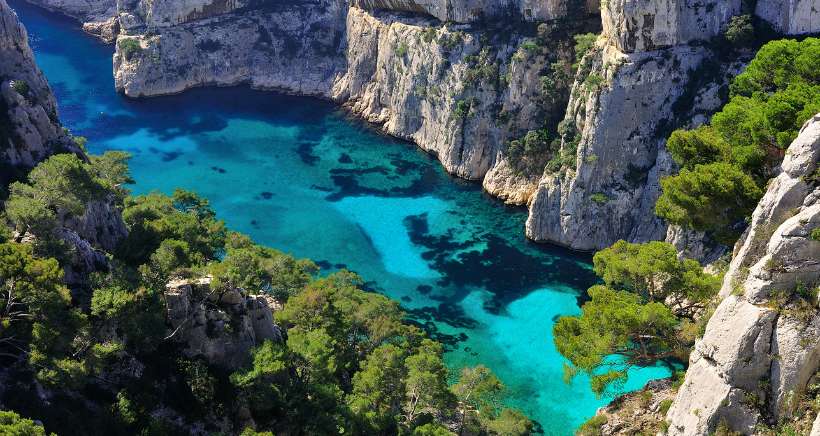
[576,415,607,436]
[573,33,598,69]
[590,193,608,204]
[657,162,762,244]
[394,42,409,57]
[453,99,472,119]
[117,38,142,61]
[725,15,755,47]
[11,80,30,97]
[0,410,49,436]
[659,399,674,415]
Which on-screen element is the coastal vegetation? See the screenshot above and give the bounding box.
[656,37,820,243]
[0,150,532,435]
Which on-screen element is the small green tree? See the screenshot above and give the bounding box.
[451,365,504,435]
[347,344,406,433]
[593,240,720,317]
[554,286,679,396]
[402,339,452,426]
[656,163,762,243]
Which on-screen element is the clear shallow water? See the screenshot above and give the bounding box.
[10,2,670,433]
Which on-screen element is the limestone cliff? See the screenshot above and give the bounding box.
[17,0,820,251]
[2,0,126,286]
[0,0,80,184]
[352,0,599,23]
[525,0,743,250]
[666,114,820,435]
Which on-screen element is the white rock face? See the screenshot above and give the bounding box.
[114,0,347,97]
[165,278,284,369]
[525,41,729,250]
[1,0,79,172]
[332,8,556,182]
[602,0,740,52]
[756,0,820,35]
[666,114,820,435]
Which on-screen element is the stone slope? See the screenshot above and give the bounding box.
[666,114,820,435]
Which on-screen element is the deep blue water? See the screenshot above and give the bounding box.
[9,1,670,433]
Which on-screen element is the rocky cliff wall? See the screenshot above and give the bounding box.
[165,277,283,369]
[525,0,746,250]
[351,0,600,23]
[114,0,347,97]
[15,0,820,251]
[666,114,820,435]
[1,0,80,180]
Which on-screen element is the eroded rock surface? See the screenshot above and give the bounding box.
[165,277,283,369]
[1,0,79,179]
[666,114,820,435]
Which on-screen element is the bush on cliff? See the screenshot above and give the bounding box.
[657,37,820,243]
[0,152,533,435]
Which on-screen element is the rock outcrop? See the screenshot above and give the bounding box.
[666,114,820,435]
[525,0,745,250]
[593,379,677,435]
[755,0,820,35]
[1,0,80,183]
[165,277,283,369]
[114,0,348,97]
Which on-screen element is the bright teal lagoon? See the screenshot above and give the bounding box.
[10,2,671,433]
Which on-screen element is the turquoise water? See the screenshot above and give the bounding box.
[10,2,670,433]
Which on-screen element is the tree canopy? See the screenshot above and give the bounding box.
[555,240,720,395]
[657,37,820,243]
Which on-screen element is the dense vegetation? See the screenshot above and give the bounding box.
[656,37,820,243]
[0,152,531,435]
[553,240,721,395]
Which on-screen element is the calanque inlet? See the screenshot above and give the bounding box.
[0,0,818,434]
